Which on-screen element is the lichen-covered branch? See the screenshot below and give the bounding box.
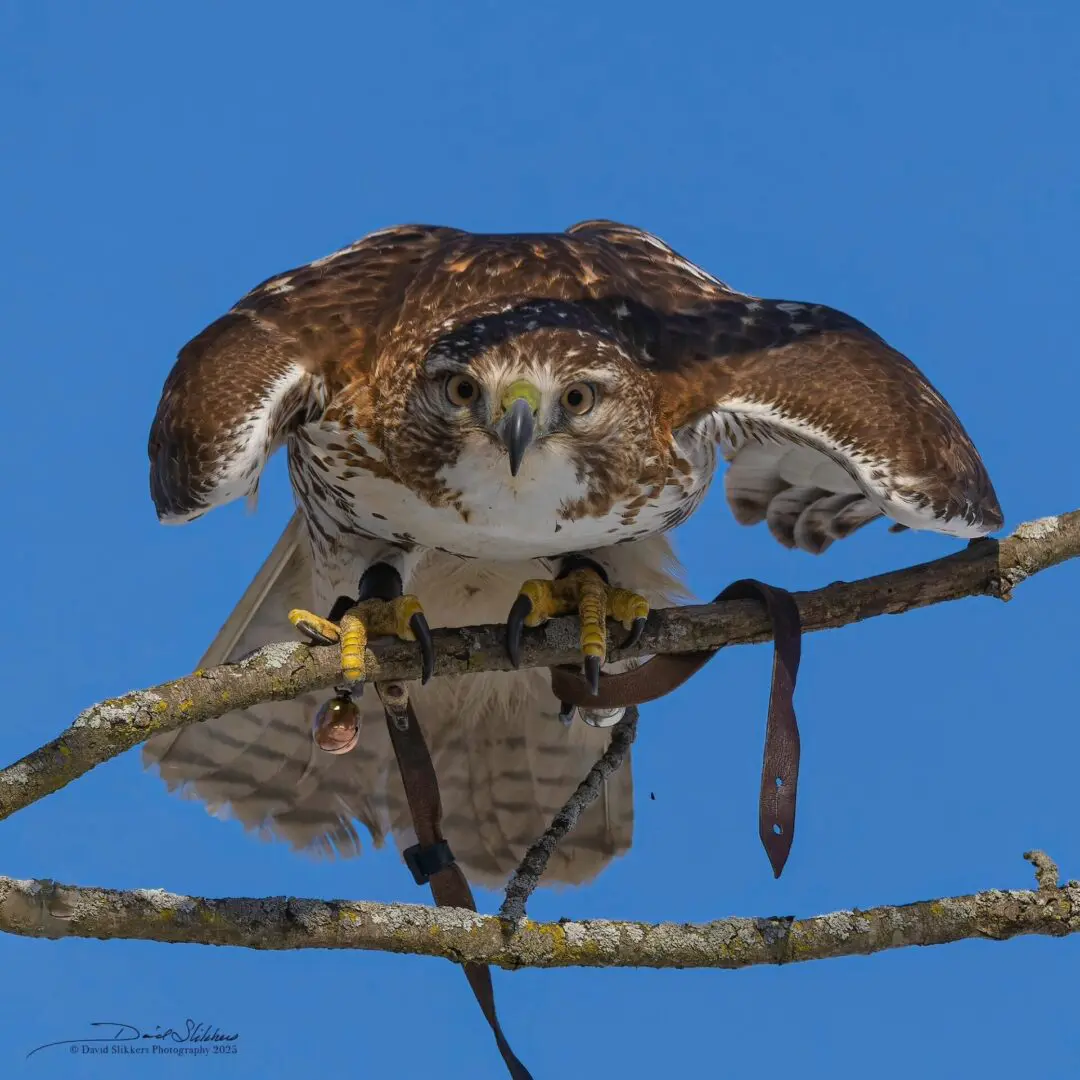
[1,509,1078,823]
[0,855,1075,968]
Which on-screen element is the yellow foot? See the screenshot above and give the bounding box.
[289,595,433,685]
[506,566,649,695]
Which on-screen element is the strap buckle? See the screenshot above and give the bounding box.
[402,840,456,885]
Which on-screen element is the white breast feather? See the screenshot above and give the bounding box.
[298,424,708,560]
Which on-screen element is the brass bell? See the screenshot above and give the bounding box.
[312,693,360,754]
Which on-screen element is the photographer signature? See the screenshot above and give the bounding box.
[27,1020,239,1058]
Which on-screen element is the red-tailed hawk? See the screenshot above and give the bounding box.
[143,220,1002,888]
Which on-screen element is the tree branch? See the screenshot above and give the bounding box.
[2,509,1078,823]
[1,854,1075,968]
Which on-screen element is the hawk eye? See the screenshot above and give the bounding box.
[446,374,478,406]
[560,382,596,416]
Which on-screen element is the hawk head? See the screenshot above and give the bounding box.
[370,301,668,516]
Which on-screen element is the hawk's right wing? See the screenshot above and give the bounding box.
[148,225,462,524]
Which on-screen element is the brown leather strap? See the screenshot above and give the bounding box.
[378,683,533,1080]
[550,578,802,877]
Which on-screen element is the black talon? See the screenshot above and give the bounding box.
[410,612,435,684]
[297,620,339,646]
[583,654,601,697]
[506,593,533,668]
[625,615,647,650]
[558,701,576,726]
[297,594,359,645]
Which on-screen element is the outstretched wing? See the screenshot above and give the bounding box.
[573,221,1003,553]
[147,225,460,523]
[661,299,1002,551]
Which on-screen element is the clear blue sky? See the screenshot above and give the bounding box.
[3,2,1078,1076]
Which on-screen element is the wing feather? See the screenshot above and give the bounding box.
[148,314,324,523]
[635,291,1001,549]
[148,225,458,524]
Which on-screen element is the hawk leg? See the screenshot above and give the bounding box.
[289,563,434,685]
[506,555,648,697]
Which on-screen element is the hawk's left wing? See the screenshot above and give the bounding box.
[651,298,1003,552]
[572,221,1002,553]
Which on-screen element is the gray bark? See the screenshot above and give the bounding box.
[0,853,1072,969]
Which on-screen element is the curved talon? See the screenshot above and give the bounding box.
[583,654,601,697]
[625,615,647,650]
[558,700,576,726]
[410,612,435,684]
[298,622,338,646]
[289,608,342,646]
[506,593,533,669]
[506,572,648,694]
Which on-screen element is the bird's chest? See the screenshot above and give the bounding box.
[289,423,714,560]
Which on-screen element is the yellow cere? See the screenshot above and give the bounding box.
[500,379,542,415]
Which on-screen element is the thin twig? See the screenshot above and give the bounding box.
[499,707,639,923]
[1024,850,1061,892]
[1,510,1078,823]
[1,854,1075,968]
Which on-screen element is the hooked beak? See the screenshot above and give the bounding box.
[496,381,540,477]
[498,396,536,477]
